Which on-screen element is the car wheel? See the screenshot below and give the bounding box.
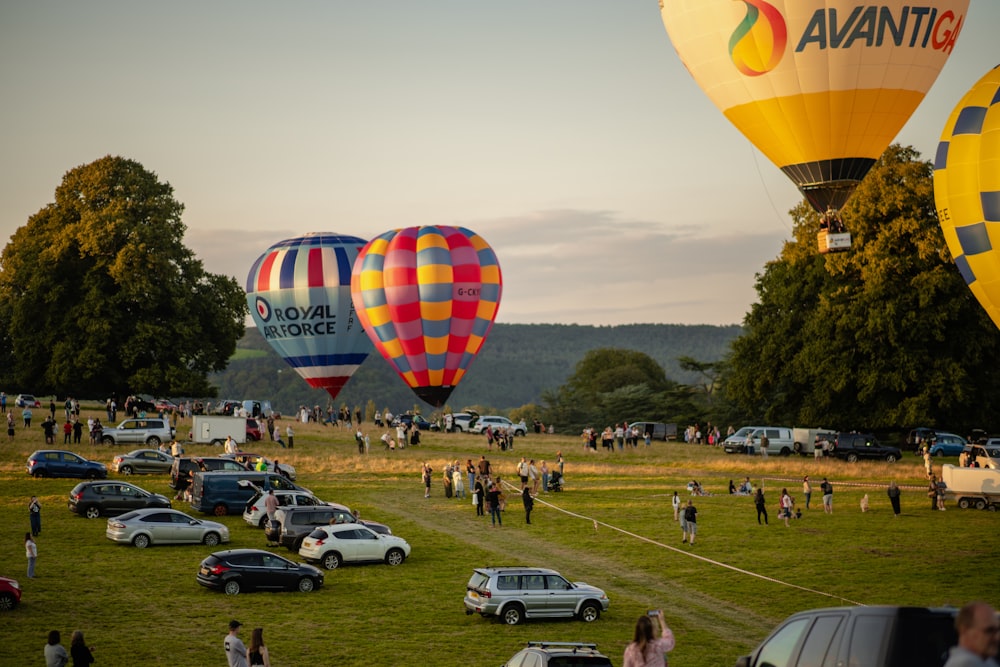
[501,603,525,625]
[885,453,898,463]
[297,577,316,593]
[32,469,47,478]
[101,436,114,445]
[224,579,241,596]
[0,592,17,611]
[146,436,161,446]
[579,601,601,622]
[292,537,305,552]
[203,532,221,546]
[213,504,228,517]
[132,533,151,549]
[210,439,223,447]
[258,515,268,529]
[975,499,987,510]
[120,465,133,476]
[85,505,101,519]
[322,552,341,570]
[846,453,859,463]
[959,498,971,509]
[385,548,405,566]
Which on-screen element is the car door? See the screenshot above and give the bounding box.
[169,511,203,543]
[519,573,550,616]
[62,452,89,477]
[259,552,296,590]
[295,494,321,507]
[115,483,148,513]
[140,511,178,543]
[89,483,117,513]
[543,574,577,616]
[351,526,384,562]
[46,451,69,476]
[139,450,170,473]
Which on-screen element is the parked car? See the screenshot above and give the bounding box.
[26,450,107,479]
[392,413,439,431]
[221,453,296,480]
[111,448,174,475]
[964,443,1000,469]
[69,480,171,519]
[196,549,323,595]
[15,394,40,408]
[928,432,968,456]
[628,421,678,441]
[243,489,327,528]
[298,523,410,570]
[0,576,22,611]
[733,605,957,667]
[470,415,528,437]
[245,418,262,442]
[106,508,229,548]
[189,471,305,516]
[450,412,477,433]
[723,426,795,455]
[503,642,613,667]
[154,398,179,412]
[464,566,609,625]
[100,418,175,447]
[169,456,250,491]
[214,400,242,416]
[829,433,901,462]
[265,504,391,551]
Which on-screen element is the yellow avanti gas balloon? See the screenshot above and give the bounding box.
[934,65,1000,329]
[660,0,968,214]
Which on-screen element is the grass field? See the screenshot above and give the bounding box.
[0,411,996,666]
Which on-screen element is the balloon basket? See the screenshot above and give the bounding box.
[818,231,851,254]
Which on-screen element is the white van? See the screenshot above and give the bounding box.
[723,426,795,456]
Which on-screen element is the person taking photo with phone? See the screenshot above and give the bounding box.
[623,609,675,667]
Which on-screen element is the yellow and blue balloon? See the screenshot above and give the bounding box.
[934,65,1000,329]
[351,226,502,407]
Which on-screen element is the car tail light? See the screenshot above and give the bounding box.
[108,520,125,529]
[28,458,37,467]
[208,564,230,575]
[311,538,325,546]
[113,456,123,464]
[71,491,83,501]
[480,589,491,598]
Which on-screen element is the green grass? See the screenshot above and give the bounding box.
[0,416,996,666]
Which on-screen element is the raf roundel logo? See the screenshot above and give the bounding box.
[729,0,787,77]
[254,296,272,322]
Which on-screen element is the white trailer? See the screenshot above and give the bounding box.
[192,415,247,446]
[941,464,1000,510]
[792,428,838,455]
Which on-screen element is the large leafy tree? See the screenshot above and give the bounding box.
[0,156,247,398]
[725,145,1000,432]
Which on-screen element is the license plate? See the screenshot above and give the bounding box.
[469,591,479,600]
[200,567,210,575]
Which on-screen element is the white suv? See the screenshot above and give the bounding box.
[100,418,175,446]
[470,416,527,437]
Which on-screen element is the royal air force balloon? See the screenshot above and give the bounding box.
[660,0,968,251]
[350,226,502,408]
[934,65,1000,329]
[246,233,372,400]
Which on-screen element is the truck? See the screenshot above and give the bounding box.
[192,415,248,446]
[941,464,1000,510]
[792,427,838,455]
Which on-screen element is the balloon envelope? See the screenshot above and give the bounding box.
[660,0,968,214]
[934,65,1000,329]
[350,226,502,407]
[246,232,372,400]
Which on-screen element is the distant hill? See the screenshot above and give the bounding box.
[210,323,742,415]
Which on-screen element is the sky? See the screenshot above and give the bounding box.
[1,1,997,326]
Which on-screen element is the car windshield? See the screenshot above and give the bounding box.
[731,428,753,438]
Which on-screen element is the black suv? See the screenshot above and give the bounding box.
[169,456,250,491]
[734,605,956,667]
[830,433,901,463]
[503,642,612,667]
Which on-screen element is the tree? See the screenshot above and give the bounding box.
[724,145,1000,432]
[0,156,247,398]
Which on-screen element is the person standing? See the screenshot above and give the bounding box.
[263,490,279,543]
[943,601,999,667]
[452,463,465,499]
[7,411,14,442]
[29,495,42,536]
[466,459,476,495]
[623,610,675,667]
[540,460,549,494]
[780,488,793,527]
[70,630,95,667]
[923,448,934,478]
[754,488,769,525]
[802,476,812,510]
[45,630,69,667]
[25,532,37,578]
[928,474,940,510]
[672,491,681,522]
[529,459,540,495]
[473,476,485,517]
[759,432,769,459]
[248,627,271,667]
[821,478,834,514]
[421,464,432,499]
[887,481,902,517]
[487,480,503,528]
[682,500,697,545]
[224,620,248,667]
[557,451,565,479]
[522,485,534,524]
[285,424,294,449]
[23,406,32,428]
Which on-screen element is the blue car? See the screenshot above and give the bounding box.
[929,433,968,457]
[27,450,107,479]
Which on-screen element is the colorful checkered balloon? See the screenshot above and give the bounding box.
[350,226,502,407]
[934,65,1000,329]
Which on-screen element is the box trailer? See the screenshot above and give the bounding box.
[941,464,1000,510]
[192,415,248,446]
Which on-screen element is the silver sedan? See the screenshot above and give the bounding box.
[106,508,230,549]
[111,449,174,475]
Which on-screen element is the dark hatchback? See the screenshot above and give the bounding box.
[69,481,171,519]
[196,548,323,595]
[27,450,107,479]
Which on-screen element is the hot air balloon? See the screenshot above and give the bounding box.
[245,232,372,400]
[350,226,502,408]
[934,65,1000,329]
[660,0,969,253]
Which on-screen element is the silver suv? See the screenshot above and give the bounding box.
[464,566,609,625]
[100,418,175,446]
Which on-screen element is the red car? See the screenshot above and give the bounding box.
[0,576,22,610]
[246,418,262,441]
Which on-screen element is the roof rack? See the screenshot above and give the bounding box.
[525,642,598,651]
